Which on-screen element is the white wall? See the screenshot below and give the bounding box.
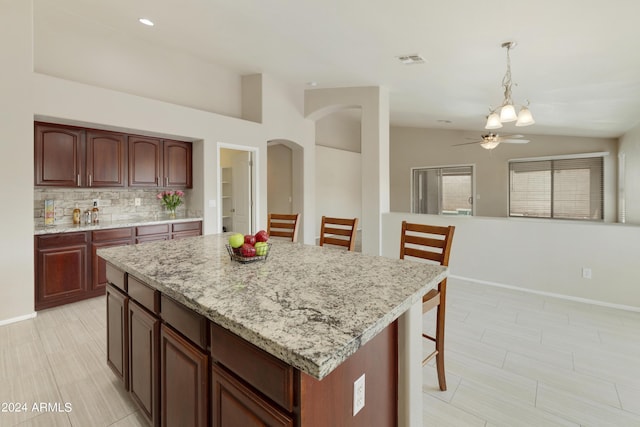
[619,122,640,224]
[34,1,242,118]
[0,0,35,324]
[390,126,618,220]
[382,212,640,309]
[267,144,293,214]
[316,109,362,152]
[315,146,362,238]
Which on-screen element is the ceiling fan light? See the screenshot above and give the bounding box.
[515,106,535,127]
[500,104,517,122]
[485,112,503,129]
[480,140,500,150]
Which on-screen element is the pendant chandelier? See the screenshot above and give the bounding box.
[485,42,535,129]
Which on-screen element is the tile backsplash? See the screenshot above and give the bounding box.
[34,188,197,226]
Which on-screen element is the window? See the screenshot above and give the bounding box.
[412,166,473,215]
[509,155,604,220]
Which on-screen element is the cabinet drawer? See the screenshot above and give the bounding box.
[92,227,133,242]
[136,224,170,236]
[160,295,207,350]
[212,364,293,427]
[172,221,201,233]
[210,323,294,412]
[128,275,159,314]
[106,263,127,292]
[36,232,88,249]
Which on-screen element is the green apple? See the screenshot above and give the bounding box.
[228,233,245,248]
[255,241,268,256]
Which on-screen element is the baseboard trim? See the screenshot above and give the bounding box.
[450,274,640,313]
[0,312,37,327]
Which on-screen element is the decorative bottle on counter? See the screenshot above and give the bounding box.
[91,201,99,224]
[73,204,81,225]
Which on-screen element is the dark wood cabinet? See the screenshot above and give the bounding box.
[91,228,134,293]
[35,122,192,189]
[34,123,85,187]
[171,221,202,240]
[129,137,193,189]
[107,283,129,390]
[129,136,163,187]
[86,130,127,187]
[129,300,160,427]
[212,364,293,427]
[34,232,89,310]
[163,140,192,188]
[160,324,209,427]
[136,224,171,244]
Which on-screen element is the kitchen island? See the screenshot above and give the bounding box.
[98,233,447,426]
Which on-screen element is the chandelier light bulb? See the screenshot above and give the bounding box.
[515,106,535,127]
[485,112,503,129]
[500,104,517,122]
[480,140,500,150]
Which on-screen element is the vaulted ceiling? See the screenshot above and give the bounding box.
[36,0,640,138]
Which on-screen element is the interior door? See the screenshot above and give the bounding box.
[231,151,252,235]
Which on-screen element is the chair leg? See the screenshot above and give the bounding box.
[435,288,447,391]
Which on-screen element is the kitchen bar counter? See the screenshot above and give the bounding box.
[34,216,203,235]
[98,233,447,380]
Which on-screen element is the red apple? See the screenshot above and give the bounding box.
[255,230,269,243]
[244,234,256,246]
[240,243,256,257]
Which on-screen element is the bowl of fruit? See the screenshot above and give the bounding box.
[226,230,271,263]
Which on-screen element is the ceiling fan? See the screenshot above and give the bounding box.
[453,133,530,150]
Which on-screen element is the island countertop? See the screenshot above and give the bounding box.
[97,233,447,380]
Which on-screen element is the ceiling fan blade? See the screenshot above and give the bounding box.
[498,134,524,139]
[501,139,530,144]
[452,141,482,146]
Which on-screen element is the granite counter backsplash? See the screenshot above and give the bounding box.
[97,234,448,380]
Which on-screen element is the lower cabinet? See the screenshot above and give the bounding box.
[160,324,209,427]
[106,284,129,389]
[34,232,89,310]
[129,300,160,426]
[212,364,293,427]
[91,228,134,293]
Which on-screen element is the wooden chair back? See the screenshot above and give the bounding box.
[319,216,358,251]
[267,213,300,243]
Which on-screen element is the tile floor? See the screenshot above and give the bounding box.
[1,278,639,426]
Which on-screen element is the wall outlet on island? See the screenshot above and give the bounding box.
[353,373,365,416]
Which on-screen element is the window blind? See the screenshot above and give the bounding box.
[509,156,603,220]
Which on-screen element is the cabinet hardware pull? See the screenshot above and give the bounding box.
[77,174,80,186]
[165,176,169,186]
[89,174,92,187]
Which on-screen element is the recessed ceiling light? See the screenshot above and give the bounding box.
[139,18,154,26]
[396,54,426,65]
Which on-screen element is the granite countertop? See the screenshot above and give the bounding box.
[34,216,203,235]
[97,234,448,380]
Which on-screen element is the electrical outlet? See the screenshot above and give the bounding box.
[582,267,592,279]
[353,374,365,416]
[134,198,141,206]
[92,199,99,207]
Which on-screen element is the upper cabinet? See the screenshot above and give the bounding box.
[164,140,192,188]
[35,122,192,189]
[86,130,127,187]
[34,123,85,187]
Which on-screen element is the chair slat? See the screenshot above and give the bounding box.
[404,234,446,249]
[322,236,350,248]
[270,222,295,230]
[323,226,354,237]
[403,247,442,262]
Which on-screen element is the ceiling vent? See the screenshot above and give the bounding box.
[397,54,425,65]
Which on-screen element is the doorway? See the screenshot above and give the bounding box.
[218,145,256,235]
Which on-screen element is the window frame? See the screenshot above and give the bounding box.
[507,152,608,222]
[410,164,476,216]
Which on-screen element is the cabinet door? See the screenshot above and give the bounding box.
[129,301,160,426]
[86,130,127,187]
[163,140,192,188]
[107,284,129,390]
[35,233,88,310]
[35,123,84,187]
[160,324,208,427]
[91,238,133,293]
[129,136,162,187]
[212,364,293,427]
